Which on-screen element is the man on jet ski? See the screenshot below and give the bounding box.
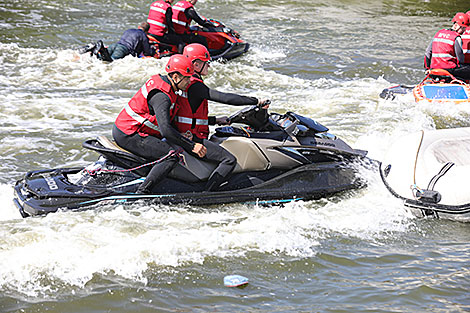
[112,54,207,194]
[147,0,185,53]
[172,0,215,48]
[173,43,269,190]
[424,12,470,80]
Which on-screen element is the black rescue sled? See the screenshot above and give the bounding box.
[14,106,370,217]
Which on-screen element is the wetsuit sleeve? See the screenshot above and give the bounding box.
[207,88,259,106]
[424,40,432,69]
[166,7,175,33]
[185,7,214,28]
[148,91,195,152]
[187,81,258,114]
[455,37,464,65]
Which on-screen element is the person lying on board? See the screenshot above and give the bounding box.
[79,22,155,62]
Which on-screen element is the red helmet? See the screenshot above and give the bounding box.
[467,11,470,20]
[452,12,470,28]
[183,43,211,62]
[165,54,194,76]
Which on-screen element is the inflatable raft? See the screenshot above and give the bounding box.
[380,127,470,219]
[380,69,470,104]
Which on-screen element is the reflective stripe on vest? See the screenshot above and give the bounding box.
[148,19,167,29]
[150,6,166,14]
[432,53,455,58]
[140,83,149,99]
[124,103,160,132]
[433,37,455,45]
[172,18,188,26]
[175,116,208,125]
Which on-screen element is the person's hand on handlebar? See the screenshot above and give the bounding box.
[192,143,207,158]
[258,99,271,109]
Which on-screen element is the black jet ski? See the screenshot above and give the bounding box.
[14,105,370,217]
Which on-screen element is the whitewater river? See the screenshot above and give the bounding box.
[1,0,470,311]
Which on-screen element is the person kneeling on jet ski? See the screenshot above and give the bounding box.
[112,54,206,194]
[174,43,270,191]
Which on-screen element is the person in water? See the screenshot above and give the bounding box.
[147,0,185,53]
[113,54,206,194]
[424,12,470,80]
[171,0,215,48]
[79,22,155,62]
[173,43,270,191]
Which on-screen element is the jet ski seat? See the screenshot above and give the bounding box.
[96,136,133,154]
[82,137,150,176]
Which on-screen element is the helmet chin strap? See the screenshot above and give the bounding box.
[169,74,185,91]
[194,60,208,76]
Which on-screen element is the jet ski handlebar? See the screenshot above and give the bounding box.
[227,104,270,131]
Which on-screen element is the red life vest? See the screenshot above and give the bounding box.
[430,29,460,69]
[462,29,470,64]
[172,0,193,35]
[174,76,209,139]
[115,75,178,138]
[147,0,171,36]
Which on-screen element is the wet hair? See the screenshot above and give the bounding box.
[139,22,150,33]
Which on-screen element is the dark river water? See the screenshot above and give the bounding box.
[1,0,470,312]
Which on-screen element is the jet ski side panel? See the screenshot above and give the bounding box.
[14,161,365,217]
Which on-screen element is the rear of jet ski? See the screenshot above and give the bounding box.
[13,168,122,217]
[380,127,470,219]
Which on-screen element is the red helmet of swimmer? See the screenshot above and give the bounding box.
[183,43,211,62]
[165,54,194,76]
[452,12,470,28]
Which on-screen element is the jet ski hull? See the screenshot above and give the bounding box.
[15,161,366,217]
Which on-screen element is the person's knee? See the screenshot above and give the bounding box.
[224,153,237,168]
